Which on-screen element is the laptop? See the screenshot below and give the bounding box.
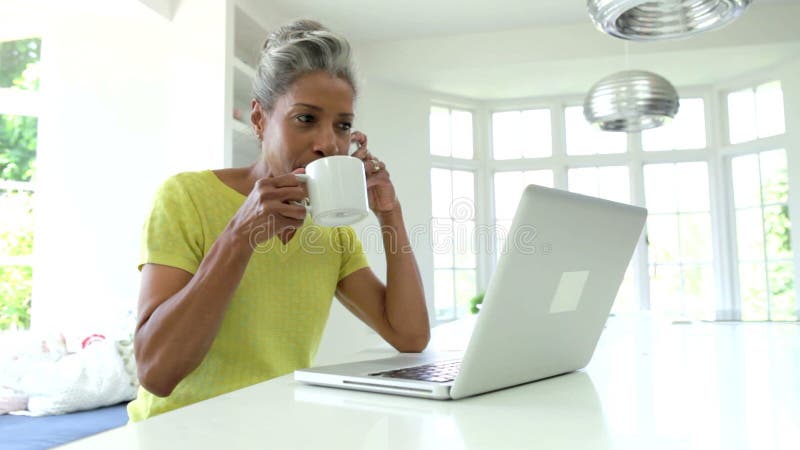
[295,185,647,400]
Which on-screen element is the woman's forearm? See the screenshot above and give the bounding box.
[378,205,431,351]
[135,227,254,397]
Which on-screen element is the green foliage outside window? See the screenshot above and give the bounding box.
[1,37,40,330]
[0,265,32,329]
[1,115,37,182]
[764,172,794,320]
[0,38,40,89]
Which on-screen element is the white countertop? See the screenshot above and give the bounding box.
[61,314,800,450]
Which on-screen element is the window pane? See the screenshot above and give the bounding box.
[453,220,476,269]
[736,208,765,261]
[491,109,551,159]
[521,109,552,158]
[569,165,630,203]
[682,264,715,321]
[0,114,39,182]
[451,170,474,221]
[731,154,761,209]
[430,168,452,218]
[451,109,473,159]
[432,218,453,269]
[565,106,626,155]
[764,205,792,261]
[768,262,796,321]
[598,166,630,204]
[644,164,678,213]
[649,265,682,315]
[676,162,709,213]
[434,269,455,320]
[727,88,757,144]
[759,149,788,205]
[642,98,706,151]
[568,167,598,198]
[429,107,450,157]
[494,171,525,220]
[569,165,631,204]
[679,213,713,263]
[0,38,41,91]
[648,215,680,264]
[0,265,33,330]
[739,263,767,321]
[756,81,785,139]
[524,170,554,188]
[0,189,34,257]
[492,111,521,160]
[454,269,477,318]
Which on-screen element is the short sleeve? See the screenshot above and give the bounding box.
[138,175,204,274]
[334,226,370,281]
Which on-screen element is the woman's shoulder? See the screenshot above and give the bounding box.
[158,170,235,196]
[166,170,215,186]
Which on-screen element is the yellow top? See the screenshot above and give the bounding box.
[127,170,369,422]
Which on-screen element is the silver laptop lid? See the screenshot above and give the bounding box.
[451,185,646,399]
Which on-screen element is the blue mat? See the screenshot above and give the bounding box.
[0,403,128,450]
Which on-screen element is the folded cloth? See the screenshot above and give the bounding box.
[0,387,27,414]
[18,339,138,416]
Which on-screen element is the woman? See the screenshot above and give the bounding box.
[127,19,429,421]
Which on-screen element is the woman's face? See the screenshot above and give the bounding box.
[253,71,355,176]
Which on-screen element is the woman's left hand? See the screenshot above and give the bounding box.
[349,131,399,215]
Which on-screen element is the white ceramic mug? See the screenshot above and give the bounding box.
[294,155,370,227]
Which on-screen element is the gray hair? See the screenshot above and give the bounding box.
[253,19,357,111]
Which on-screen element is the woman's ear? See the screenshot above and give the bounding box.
[251,100,265,139]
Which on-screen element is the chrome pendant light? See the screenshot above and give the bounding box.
[583,70,680,132]
[588,0,752,41]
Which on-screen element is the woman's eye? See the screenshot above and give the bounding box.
[296,114,314,123]
[339,122,352,131]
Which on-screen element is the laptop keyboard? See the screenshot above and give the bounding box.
[369,359,462,383]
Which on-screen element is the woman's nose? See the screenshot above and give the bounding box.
[312,127,339,156]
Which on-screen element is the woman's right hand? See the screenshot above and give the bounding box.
[227,170,308,248]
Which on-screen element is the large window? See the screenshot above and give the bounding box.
[428,79,794,323]
[0,37,41,331]
[430,106,477,321]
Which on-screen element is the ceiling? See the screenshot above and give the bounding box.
[252,0,800,100]
[262,0,794,42]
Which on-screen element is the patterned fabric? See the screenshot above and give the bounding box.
[127,171,369,421]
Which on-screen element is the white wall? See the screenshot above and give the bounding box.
[30,0,233,335]
[31,3,172,334]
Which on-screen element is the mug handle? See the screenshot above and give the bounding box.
[292,174,311,214]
